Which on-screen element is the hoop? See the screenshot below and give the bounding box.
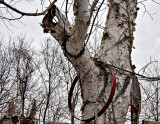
[68,64,116,121]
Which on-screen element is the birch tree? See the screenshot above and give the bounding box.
[0,0,144,123]
[40,1,140,123]
[140,60,160,122]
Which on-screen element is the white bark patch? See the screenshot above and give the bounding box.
[73,0,90,23]
[72,0,90,44]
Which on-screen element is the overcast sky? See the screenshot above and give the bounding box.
[132,0,160,71]
[0,0,160,73]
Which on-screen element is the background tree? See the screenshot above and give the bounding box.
[0,37,14,114]
[139,59,160,122]
[41,38,62,123]
[0,36,40,120]
[0,35,80,123]
[39,38,78,123]
[12,36,36,117]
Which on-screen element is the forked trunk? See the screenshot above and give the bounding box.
[42,0,140,123]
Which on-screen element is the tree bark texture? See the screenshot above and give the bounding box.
[41,0,140,124]
[131,76,141,124]
[99,0,139,123]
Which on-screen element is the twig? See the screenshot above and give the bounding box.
[138,60,158,74]
[109,64,160,81]
[139,2,156,20]
[65,0,68,18]
[85,0,105,45]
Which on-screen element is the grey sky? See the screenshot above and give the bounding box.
[132,0,160,71]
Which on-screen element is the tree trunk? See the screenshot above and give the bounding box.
[131,76,141,124]
[41,0,139,123]
[99,0,138,123]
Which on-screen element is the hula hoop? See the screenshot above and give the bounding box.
[68,64,116,121]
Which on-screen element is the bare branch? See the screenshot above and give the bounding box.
[110,64,160,81]
[0,0,57,16]
[140,2,156,19]
[86,0,105,45]
[0,15,23,20]
[138,60,158,74]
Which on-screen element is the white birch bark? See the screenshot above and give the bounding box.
[41,0,139,123]
[99,0,138,123]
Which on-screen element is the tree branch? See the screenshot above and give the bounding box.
[72,0,90,43]
[86,0,105,45]
[0,0,57,16]
[111,64,160,81]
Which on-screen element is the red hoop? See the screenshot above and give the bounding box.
[68,64,116,121]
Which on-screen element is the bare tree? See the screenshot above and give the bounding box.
[139,59,160,122]
[41,38,60,123]
[12,36,35,117]
[0,35,40,120]
[0,37,14,115]
[39,38,69,123]
[38,38,82,124]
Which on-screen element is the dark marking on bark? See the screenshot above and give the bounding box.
[112,2,120,14]
[114,76,130,102]
[92,59,111,101]
[105,34,128,52]
[102,31,110,41]
[81,100,96,112]
[80,59,110,115]
[61,35,85,58]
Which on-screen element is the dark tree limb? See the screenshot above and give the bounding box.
[0,0,57,16]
